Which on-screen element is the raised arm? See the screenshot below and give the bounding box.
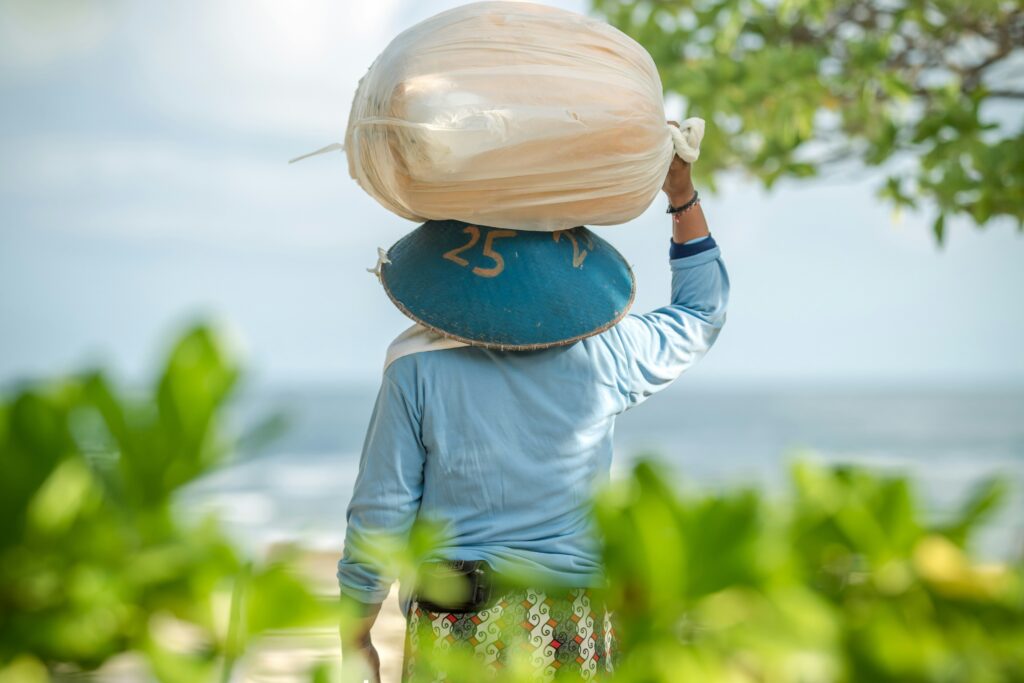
[589,133,730,411]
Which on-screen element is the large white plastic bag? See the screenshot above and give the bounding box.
[345,0,676,232]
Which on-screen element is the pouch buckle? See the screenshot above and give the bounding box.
[415,560,493,614]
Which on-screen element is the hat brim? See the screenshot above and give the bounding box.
[380,220,636,350]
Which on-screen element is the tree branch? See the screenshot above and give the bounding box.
[986,90,1024,100]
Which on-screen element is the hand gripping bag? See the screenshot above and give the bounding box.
[340,1,703,231]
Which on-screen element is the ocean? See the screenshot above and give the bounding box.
[182,384,1024,560]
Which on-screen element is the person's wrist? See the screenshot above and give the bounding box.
[665,183,696,208]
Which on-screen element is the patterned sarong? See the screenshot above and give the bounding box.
[403,587,616,682]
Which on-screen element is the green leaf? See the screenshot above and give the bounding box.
[940,476,1009,546]
[933,213,946,245]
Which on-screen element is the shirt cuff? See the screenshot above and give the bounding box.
[669,234,716,259]
[338,581,389,605]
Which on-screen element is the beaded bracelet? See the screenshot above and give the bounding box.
[666,189,700,214]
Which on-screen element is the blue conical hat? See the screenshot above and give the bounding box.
[379,220,635,350]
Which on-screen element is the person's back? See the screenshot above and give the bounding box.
[403,343,618,584]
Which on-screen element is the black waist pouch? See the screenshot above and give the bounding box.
[415,560,494,614]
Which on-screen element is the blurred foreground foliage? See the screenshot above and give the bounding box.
[0,326,335,682]
[592,0,1024,243]
[2,324,1022,681]
[595,461,1023,682]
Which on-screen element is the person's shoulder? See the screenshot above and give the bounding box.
[584,313,641,348]
[381,331,478,413]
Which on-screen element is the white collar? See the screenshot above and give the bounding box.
[383,324,469,372]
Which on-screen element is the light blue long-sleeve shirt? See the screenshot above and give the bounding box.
[338,236,728,604]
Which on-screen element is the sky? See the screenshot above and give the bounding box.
[1,0,1023,391]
